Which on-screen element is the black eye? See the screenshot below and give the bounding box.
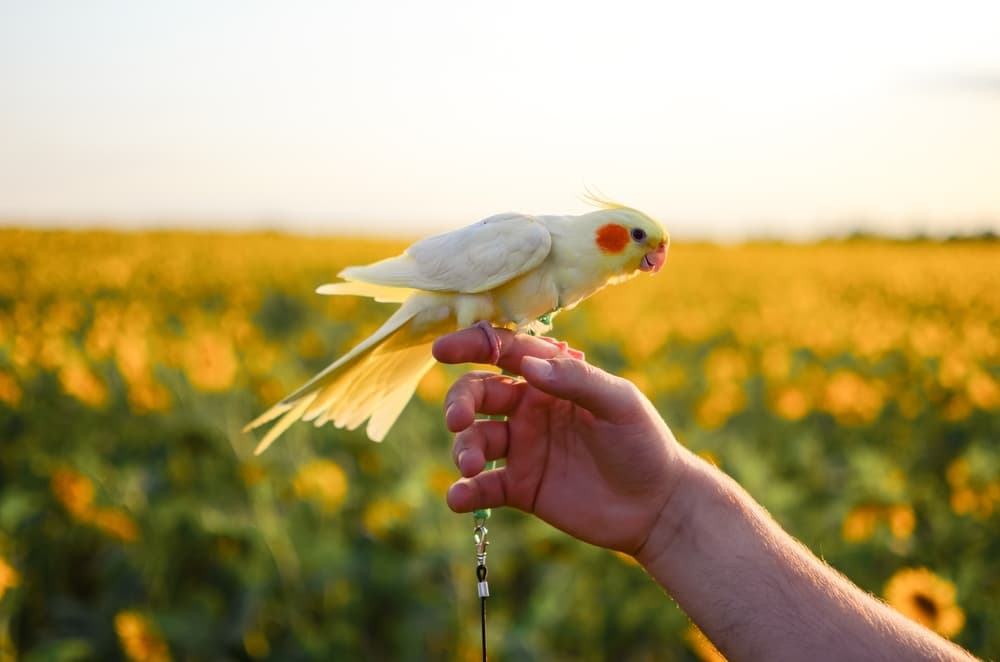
[630,228,647,242]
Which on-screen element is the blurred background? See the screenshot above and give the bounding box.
[1,1,998,660]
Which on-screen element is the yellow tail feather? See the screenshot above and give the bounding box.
[245,299,453,450]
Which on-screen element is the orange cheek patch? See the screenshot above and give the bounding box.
[595,224,629,254]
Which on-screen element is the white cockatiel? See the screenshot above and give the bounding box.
[245,199,668,453]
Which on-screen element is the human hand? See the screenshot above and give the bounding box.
[432,327,690,558]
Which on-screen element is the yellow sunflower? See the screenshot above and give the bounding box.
[362,497,411,540]
[114,611,172,662]
[292,459,348,514]
[0,556,20,600]
[884,567,965,638]
[51,467,95,520]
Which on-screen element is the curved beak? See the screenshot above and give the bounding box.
[639,241,667,273]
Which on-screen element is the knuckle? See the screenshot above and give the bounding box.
[444,371,488,404]
[454,426,475,447]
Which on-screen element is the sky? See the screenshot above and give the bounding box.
[1,1,998,240]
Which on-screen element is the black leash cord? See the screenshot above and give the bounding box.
[478,563,488,661]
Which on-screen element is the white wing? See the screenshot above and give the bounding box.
[338,213,552,293]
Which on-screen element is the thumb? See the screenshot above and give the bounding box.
[520,355,641,423]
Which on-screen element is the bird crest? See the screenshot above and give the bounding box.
[580,188,631,212]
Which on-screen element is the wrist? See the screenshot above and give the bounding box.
[632,446,703,571]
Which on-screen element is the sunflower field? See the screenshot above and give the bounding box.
[0,229,998,661]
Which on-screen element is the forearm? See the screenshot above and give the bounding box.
[637,451,974,662]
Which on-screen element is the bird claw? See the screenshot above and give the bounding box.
[474,320,503,365]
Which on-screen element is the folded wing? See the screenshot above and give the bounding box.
[338,213,552,294]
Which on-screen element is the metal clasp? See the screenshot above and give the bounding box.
[474,519,490,598]
[473,520,489,565]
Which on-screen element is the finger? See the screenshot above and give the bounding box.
[520,355,643,424]
[451,420,510,477]
[443,372,523,432]
[433,326,570,374]
[446,469,510,513]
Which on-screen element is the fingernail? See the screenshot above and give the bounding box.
[522,356,553,380]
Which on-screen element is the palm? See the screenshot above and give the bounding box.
[491,380,676,554]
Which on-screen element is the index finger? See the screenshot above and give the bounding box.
[444,371,523,432]
[432,326,569,375]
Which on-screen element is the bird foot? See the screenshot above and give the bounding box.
[474,320,503,365]
[540,336,585,360]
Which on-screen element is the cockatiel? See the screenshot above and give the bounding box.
[245,199,668,453]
